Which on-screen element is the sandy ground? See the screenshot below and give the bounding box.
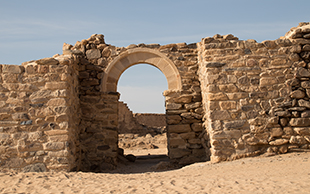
[0,151,309,194]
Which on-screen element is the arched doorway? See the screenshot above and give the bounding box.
[101,48,182,92]
[102,48,182,171]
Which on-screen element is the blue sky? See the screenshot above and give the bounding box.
[1,0,309,113]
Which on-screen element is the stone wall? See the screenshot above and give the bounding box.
[1,22,310,172]
[198,22,310,162]
[118,101,166,135]
[0,55,80,172]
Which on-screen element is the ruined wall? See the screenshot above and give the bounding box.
[0,55,80,172]
[117,101,166,135]
[198,22,310,162]
[1,22,310,172]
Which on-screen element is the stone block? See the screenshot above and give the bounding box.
[166,115,182,125]
[166,102,182,110]
[191,123,203,132]
[219,101,236,110]
[169,148,191,159]
[169,138,186,147]
[210,110,231,120]
[2,65,24,74]
[208,92,228,101]
[218,84,238,93]
[293,127,310,135]
[47,98,67,106]
[260,77,278,86]
[290,90,305,99]
[289,136,307,145]
[223,120,246,129]
[44,130,69,136]
[86,49,101,59]
[43,142,65,151]
[36,58,59,65]
[226,92,248,100]
[45,82,69,90]
[270,128,283,137]
[174,95,192,103]
[298,99,310,108]
[269,139,289,146]
[295,68,310,78]
[290,118,310,127]
[168,124,191,133]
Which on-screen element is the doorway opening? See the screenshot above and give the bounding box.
[116,64,171,172]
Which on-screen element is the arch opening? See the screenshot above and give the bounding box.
[102,48,181,172]
[101,48,182,93]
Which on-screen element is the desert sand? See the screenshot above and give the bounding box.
[0,151,309,194]
[1,133,310,193]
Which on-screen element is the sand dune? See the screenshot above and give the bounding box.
[0,152,309,194]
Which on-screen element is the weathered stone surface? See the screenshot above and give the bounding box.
[86,49,101,59]
[223,120,246,129]
[290,90,305,99]
[47,98,67,106]
[169,148,191,159]
[36,58,59,65]
[208,92,228,101]
[290,118,310,127]
[210,110,231,120]
[290,136,307,145]
[269,139,289,146]
[2,65,24,74]
[168,124,191,133]
[293,127,310,135]
[295,68,310,78]
[43,142,65,151]
[23,163,47,172]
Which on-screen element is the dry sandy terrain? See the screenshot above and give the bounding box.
[0,151,309,194]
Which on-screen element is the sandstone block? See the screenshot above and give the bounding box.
[49,135,69,142]
[12,113,29,121]
[270,128,283,137]
[47,98,67,106]
[290,90,305,99]
[55,114,69,123]
[208,92,228,101]
[219,101,236,110]
[184,102,201,110]
[86,49,101,59]
[210,110,231,120]
[36,58,59,65]
[43,142,65,151]
[166,115,182,125]
[180,132,196,139]
[295,68,310,78]
[166,102,182,110]
[45,82,69,90]
[226,92,248,100]
[174,95,192,103]
[298,99,310,108]
[260,77,278,86]
[269,139,289,146]
[44,130,69,136]
[169,138,186,147]
[293,127,310,135]
[168,124,191,133]
[191,123,203,132]
[218,84,238,93]
[2,65,24,74]
[289,136,307,145]
[223,120,246,129]
[290,118,310,127]
[301,81,310,89]
[169,148,191,159]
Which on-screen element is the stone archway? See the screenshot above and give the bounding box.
[102,48,182,93]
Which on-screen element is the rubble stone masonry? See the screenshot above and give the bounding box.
[1,22,310,172]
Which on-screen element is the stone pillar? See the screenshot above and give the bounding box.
[164,89,207,165]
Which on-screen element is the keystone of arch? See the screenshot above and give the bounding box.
[101,48,182,92]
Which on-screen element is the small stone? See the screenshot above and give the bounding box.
[269,139,289,146]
